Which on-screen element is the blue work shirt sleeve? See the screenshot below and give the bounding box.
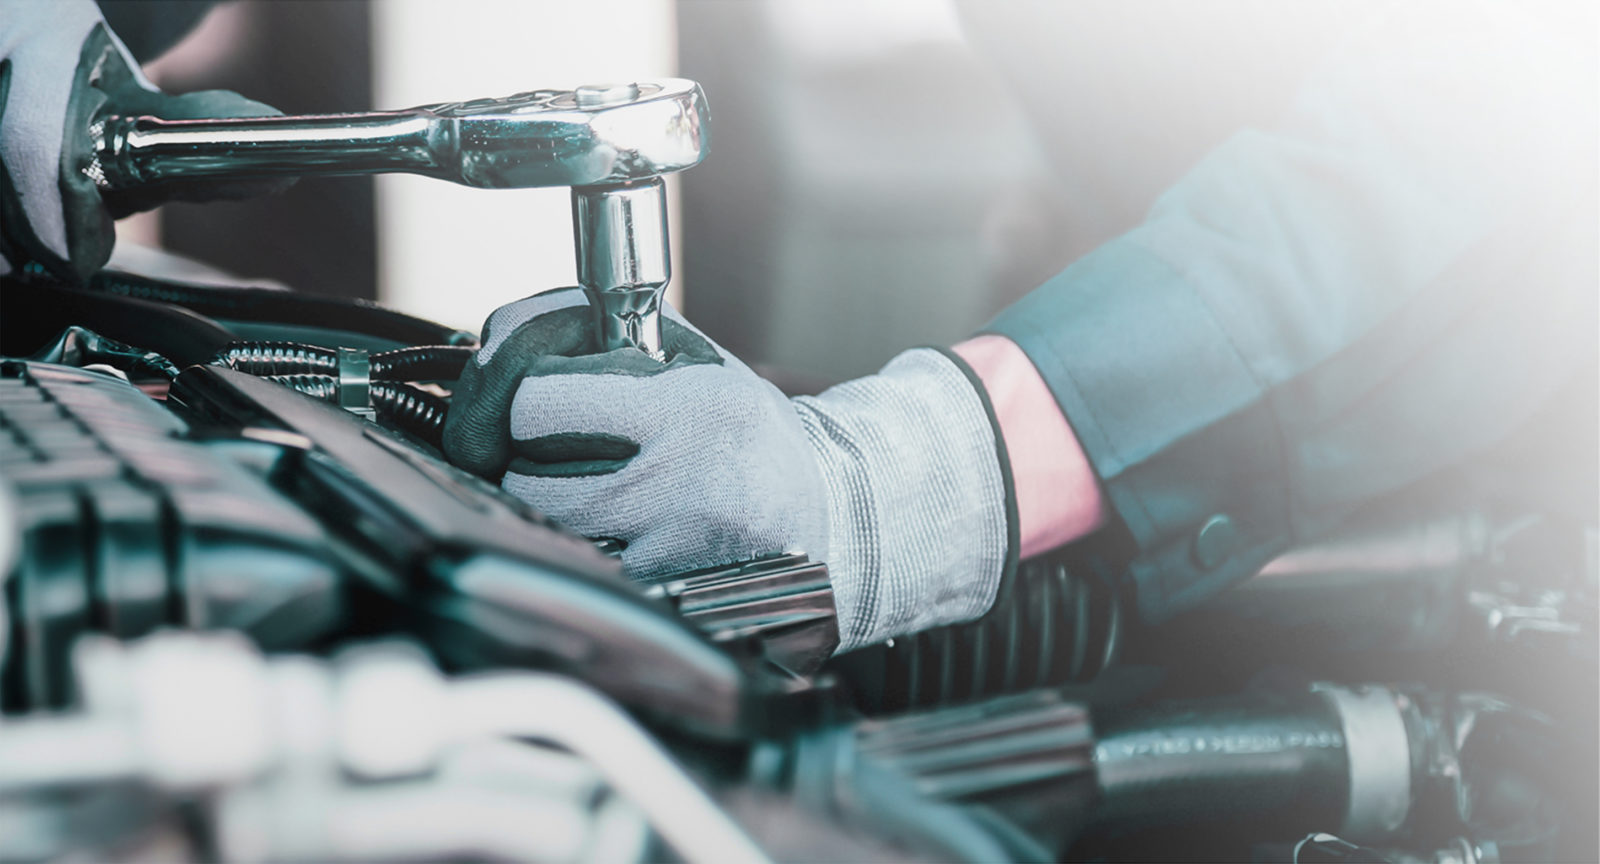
[985,3,1596,622]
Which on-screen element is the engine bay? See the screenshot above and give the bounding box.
[1,266,1594,863]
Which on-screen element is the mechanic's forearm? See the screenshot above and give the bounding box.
[954,334,1104,558]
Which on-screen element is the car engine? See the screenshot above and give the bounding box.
[1,75,1595,864]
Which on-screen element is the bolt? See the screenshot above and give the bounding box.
[575,83,642,109]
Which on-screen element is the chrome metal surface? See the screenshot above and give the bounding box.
[86,80,706,360]
[88,80,709,191]
[646,553,839,674]
[573,179,671,358]
[854,690,1094,804]
[336,347,372,419]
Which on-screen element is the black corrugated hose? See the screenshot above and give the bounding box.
[263,374,452,448]
[829,555,1123,713]
[370,381,451,447]
[215,341,475,382]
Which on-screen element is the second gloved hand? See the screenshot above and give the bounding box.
[1,0,290,283]
[444,288,1016,652]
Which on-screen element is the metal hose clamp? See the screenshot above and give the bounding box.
[337,347,373,419]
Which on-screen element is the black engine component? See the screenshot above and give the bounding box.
[258,373,453,448]
[2,265,1593,863]
[90,270,474,348]
[1088,688,1356,839]
[1,278,237,367]
[0,360,343,711]
[167,363,758,737]
[213,341,475,382]
[828,554,1121,713]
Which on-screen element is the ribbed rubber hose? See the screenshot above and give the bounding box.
[265,374,451,448]
[223,343,339,376]
[830,555,1121,712]
[370,345,476,381]
[216,342,474,382]
[370,381,451,447]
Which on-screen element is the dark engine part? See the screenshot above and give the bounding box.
[776,682,1585,863]
[90,270,475,349]
[213,341,475,382]
[1,358,762,738]
[166,363,760,738]
[828,554,1121,712]
[368,379,452,447]
[259,373,453,449]
[0,361,343,711]
[1087,686,1378,842]
[28,326,181,381]
[2,278,238,368]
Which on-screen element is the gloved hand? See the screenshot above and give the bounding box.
[444,288,1016,652]
[0,0,290,283]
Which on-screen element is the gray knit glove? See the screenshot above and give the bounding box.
[444,288,1015,652]
[0,0,288,283]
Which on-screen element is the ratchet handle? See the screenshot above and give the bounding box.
[89,112,440,191]
[86,80,710,194]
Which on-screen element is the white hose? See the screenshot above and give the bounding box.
[447,673,772,864]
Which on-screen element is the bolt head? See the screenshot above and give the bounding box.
[575,82,642,108]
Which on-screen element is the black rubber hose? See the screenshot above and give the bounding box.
[261,373,450,449]
[1,277,236,366]
[214,342,473,382]
[829,555,1121,713]
[262,374,341,400]
[91,270,476,348]
[371,381,450,448]
[1089,689,1352,836]
[217,342,339,377]
[370,345,475,381]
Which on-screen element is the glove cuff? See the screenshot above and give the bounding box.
[796,347,1013,652]
[930,345,1021,613]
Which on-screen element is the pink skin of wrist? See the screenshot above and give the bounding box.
[954,334,1105,559]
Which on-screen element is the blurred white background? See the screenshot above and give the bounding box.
[116,0,1594,384]
[371,0,683,331]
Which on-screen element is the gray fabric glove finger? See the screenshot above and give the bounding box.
[444,288,719,479]
[503,362,831,581]
[475,286,591,364]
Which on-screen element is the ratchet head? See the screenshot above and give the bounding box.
[417,80,710,188]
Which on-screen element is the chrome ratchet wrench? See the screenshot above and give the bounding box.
[88,80,710,359]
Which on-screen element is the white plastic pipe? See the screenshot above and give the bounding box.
[448,673,771,864]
